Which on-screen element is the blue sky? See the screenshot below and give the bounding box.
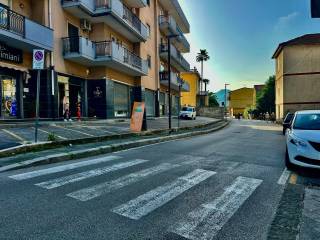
[178,0,320,92]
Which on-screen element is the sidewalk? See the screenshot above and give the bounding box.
[0,119,229,172]
[0,117,220,150]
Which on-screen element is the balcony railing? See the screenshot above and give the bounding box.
[0,7,25,36]
[159,43,190,71]
[62,36,147,73]
[61,0,147,41]
[159,71,190,92]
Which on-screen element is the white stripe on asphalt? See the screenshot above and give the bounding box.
[35,159,148,189]
[2,129,25,142]
[111,169,216,220]
[9,156,122,180]
[171,176,262,240]
[67,163,179,201]
[54,125,95,137]
[32,127,67,140]
[277,168,291,185]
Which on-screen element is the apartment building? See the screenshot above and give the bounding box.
[0,0,190,120]
[272,34,320,121]
[229,87,255,117]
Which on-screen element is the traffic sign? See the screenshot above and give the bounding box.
[32,49,44,69]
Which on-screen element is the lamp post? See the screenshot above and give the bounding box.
[224,83,230,119]
[166,34,180,131]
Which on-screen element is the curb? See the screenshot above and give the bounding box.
[0,120,230,173]
[0,120,223,158]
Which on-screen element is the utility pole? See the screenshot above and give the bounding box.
[167,34,179,131]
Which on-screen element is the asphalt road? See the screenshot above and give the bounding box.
[0,120,289,240]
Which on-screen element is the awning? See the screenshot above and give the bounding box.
[0,62,29,73]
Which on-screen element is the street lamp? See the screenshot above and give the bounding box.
[166,34,180,131]
[224,83,230,119]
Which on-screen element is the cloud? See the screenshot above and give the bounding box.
[274,12,299,31]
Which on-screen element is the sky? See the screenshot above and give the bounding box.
[178,0,320,92]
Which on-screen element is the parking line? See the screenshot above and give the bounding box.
[277,168,291,185]
[2,129,25,142]
[54,125,95,137]
[31,127,67,140]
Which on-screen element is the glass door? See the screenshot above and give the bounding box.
[1,75,17,119]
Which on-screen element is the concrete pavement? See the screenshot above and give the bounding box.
[0,117,216,150]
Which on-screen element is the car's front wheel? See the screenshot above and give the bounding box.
[285,147,294,170]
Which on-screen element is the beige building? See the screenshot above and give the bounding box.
[272,34,320,121]
[0,0,190,119]
[229,87,255,117]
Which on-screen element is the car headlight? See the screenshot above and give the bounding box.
[289,134,308,147]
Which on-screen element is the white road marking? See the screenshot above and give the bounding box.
[35,159,148,189]
[31,127,67,140]
[111,169,216,220]
[2,129,25,142]
[171,176,262,240]
[54,125,95,137]
[277,168,291,185]
[9,156,122,180]
[67,163,179,201]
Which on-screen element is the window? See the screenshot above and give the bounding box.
[146,23,151,38]
[147,55,151,68]
[146,0,150,7]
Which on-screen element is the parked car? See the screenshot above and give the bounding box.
[179,107,196,120]
[283,112,294,135]
[285,110,320,169]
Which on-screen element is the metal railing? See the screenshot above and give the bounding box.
[63,36,143,70]
[0,7,25,36]
[95,0,109,8]
[123,4,141,33]
[159,44,189,70]
[62,36,80,54]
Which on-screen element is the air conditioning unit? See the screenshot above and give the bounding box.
[80,19,92,32]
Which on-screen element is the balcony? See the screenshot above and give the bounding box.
[159,71,190,92]
[197,91,209,96]
[159,44,190,72]
[61,0,148,42]
[123,0,147,8]
[159,15,178,36]
[0,8,53,51]
[62,36,148,76]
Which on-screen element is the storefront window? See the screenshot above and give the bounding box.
[114,83,129,117]
[1,76,17,119]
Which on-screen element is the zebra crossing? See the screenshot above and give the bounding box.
[8,155,263,240]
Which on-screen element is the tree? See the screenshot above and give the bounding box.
[196,49,210,92]
[256,75,275,114]
[208,92,219,107]
[202,79,210,92]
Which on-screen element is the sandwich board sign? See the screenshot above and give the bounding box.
[130,102,145,132]
[33,49,44,69]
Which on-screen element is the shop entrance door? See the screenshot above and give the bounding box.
[69,84,81,117]
[0,75,17,119]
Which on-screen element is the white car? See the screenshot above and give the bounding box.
[179,107,196,120]
[285,110,320,169]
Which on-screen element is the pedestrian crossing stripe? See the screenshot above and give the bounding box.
[35,159,148,189]
[67,163,179,201]
[171,176,262,240]
[9,155,122,180]
[111,169,216,220]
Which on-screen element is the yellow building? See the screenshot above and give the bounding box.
[272,34,320,121]
[229,87,255,117]
[180,67,209,107]
[0,0,191,119]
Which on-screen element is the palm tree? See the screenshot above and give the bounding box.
[196,49,210,93]
[202,79,210,92]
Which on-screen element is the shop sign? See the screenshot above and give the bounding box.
[0,42,23,63]
[130,102,145,132]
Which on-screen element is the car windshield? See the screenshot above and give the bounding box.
[284,113,294,123]
[293,113,320,130]
[182,107,193,112]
